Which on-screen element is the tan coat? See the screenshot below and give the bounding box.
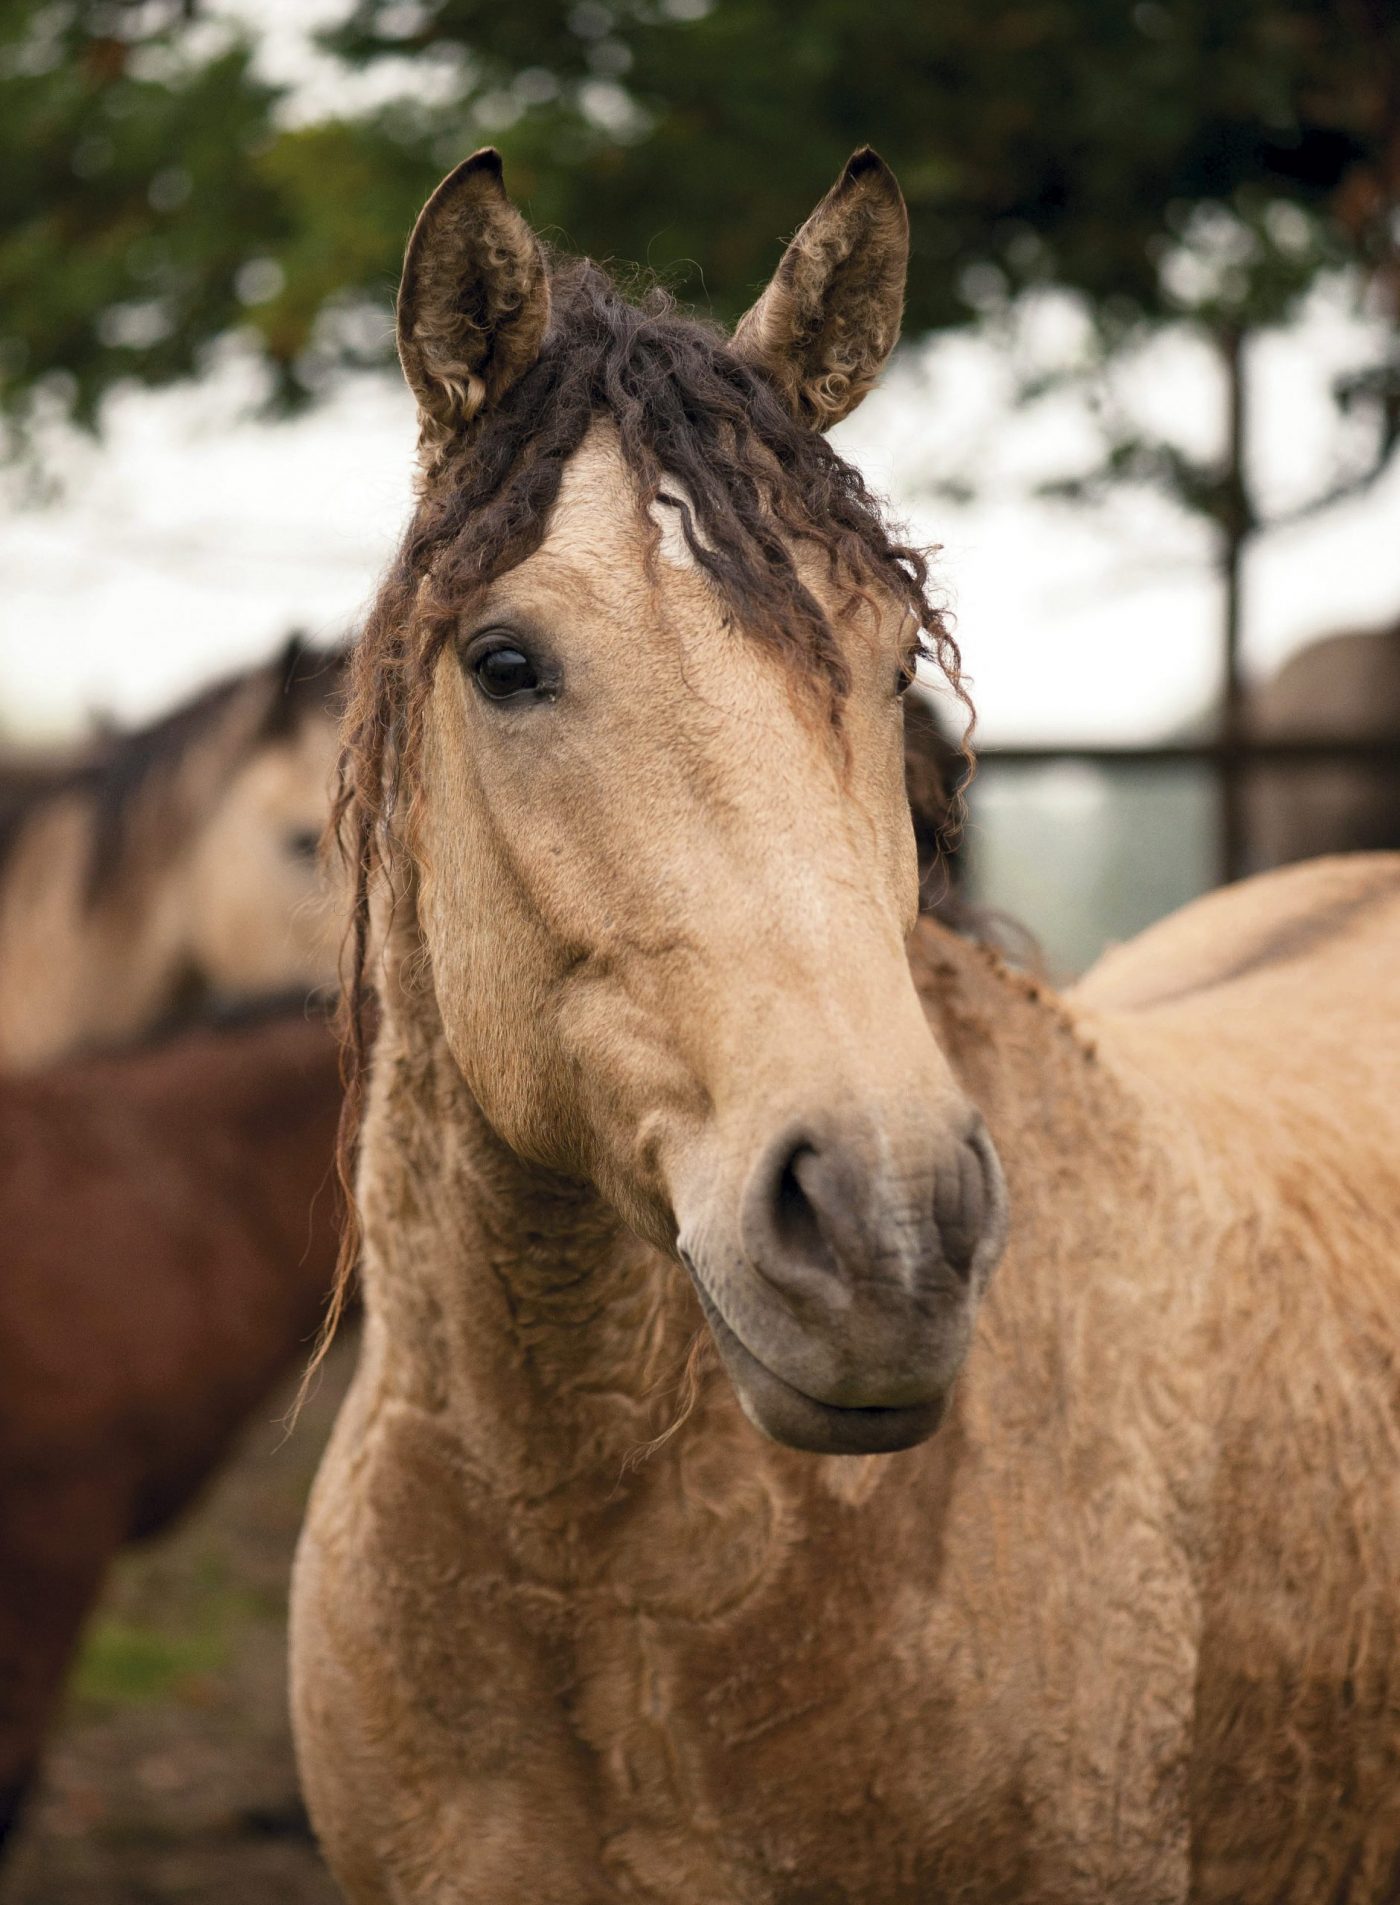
[291,147,1400,1903]
[294,855,1400,1903]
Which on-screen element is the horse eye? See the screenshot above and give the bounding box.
[285,826,321,861]
[473,645,540,701]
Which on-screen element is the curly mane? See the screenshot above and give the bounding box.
[317,255,970,1360]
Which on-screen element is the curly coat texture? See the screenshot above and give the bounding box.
[297,862,1400,1903]
[293,149,1400,1903]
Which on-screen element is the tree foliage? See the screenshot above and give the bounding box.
[1,0,1396,502]
[326,0,1398,336]
[0,1,287,434]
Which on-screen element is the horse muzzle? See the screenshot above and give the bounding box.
[677,1108,1009,1456]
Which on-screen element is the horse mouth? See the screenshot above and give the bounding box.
[688,1274,947,1457]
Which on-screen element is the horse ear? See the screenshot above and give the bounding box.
[396,148,551,460]
[732,148,909,431]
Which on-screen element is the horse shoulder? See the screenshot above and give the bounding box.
[1067,859,1400,1889]
[292,1375,615,1902]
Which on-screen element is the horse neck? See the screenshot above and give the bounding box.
[0,804,195,1065]
[357,912,1159,1531]
[909,916,1228,1491]
[357,974,702,1505]
[909,919,1110,1150]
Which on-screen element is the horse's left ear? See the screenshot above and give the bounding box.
[732,148,908,431]
[397,148,551,462]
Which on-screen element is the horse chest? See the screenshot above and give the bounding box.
[557,1606,1165,1905]
[527,1414,1212,1905]
[551,1530,1088,1904]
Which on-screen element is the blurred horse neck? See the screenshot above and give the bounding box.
[4,1004,346,1525]
[0,777,203,1067]
[0,1005,345,1835]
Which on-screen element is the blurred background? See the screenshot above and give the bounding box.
[0,1,1396,1898]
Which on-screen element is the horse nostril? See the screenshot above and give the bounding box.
[771,1141,837,1279]
[743,1129,843,1299]
[937,1122,1003,1282]
[742,1113,1007,1304]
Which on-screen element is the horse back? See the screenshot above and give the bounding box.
[1075,852,1400,1020]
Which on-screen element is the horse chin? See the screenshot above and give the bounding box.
[691,1279,949,1457]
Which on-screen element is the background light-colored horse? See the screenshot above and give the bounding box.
[292,151,1400,1903]
[0,636,344,1070]
[1248,615,1400,869]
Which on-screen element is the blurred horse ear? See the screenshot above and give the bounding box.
[397,148,551,464]
[732,148,908,431]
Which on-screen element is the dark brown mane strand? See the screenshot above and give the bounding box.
[0,753,102,880]
[313,254,971,1380]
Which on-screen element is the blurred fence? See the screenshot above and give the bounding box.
[966,739,1400,974]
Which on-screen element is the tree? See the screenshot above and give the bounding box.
[0,0,287,446]
[320,2,1400,605]
[320,0,1400,876]
[3,0,1398,841]
[4,0,1395,444]
[321,0,1396,335]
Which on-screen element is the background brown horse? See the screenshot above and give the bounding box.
[0,1003,343,1858]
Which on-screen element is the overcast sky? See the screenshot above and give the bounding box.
[2,0,1397,748]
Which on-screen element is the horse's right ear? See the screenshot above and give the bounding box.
[396,149,550,463]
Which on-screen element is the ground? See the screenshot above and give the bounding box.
[2,1336,356,1905]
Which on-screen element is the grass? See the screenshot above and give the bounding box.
[70,1551,277,1708]
[73,1618,230,1706]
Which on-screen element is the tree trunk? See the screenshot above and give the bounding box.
[1217,325,1252,885]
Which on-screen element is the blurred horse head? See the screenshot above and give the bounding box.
[1247,615,1400,871]
[0,635,345,1069]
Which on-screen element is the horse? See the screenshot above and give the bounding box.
[1247,615,1400,869]
[0,1000,343,1856]
[0,635,344,1070]
[290,149,1400,1902]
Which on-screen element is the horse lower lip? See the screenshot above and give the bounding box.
[689,1277,946,1456]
